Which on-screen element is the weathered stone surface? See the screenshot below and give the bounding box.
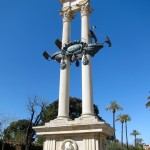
[34,117,113,150]
[60,0,89,13]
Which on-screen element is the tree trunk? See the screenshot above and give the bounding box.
[135,135,136,147]
[25,144,31,150]
[25,130,34,150]
[121,122,124,147]
[125,121,129,149]
[2,141,5,150]
[113,111,116,141]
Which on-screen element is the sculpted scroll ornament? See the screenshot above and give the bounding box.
[61,139,78,150]
[60,8,75,22]
[80,2,92,17]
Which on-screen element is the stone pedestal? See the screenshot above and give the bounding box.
[34,117,113,150]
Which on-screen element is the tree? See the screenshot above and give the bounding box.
[41,97,102,123]
[105,101,123,141]
[136,138,144,150]
[0,112,15,150]
[124,114,131,149]
[4,119,30,144]
[116,114,125,147]
[106,140,143,150]
[25,96,46,150]
[136,138,143,146]
[130,130,141,147]
[0,121,2,140]
[146,94,150,108]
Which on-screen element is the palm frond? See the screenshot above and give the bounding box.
[146,101,150,108]
[116,114,125,123]
[105,101,123,112]
[130,130,140,136]
[124,114,131,122]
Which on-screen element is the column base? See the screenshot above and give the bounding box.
[56,116,71,120]
[81,113,95,117]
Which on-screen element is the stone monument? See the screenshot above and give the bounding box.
[34,0,113,149]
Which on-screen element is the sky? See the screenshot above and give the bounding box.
[0,0,150,145]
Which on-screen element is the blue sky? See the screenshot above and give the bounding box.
[0,0,150,145]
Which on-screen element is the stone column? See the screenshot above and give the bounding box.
[57,10,74,119]
[81,3,94,116]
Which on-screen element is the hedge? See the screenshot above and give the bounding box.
[0,141,42,150]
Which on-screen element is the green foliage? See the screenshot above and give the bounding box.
[0,112,15,141]
[105,101,123,141]
[106,141,144,150]
[145,101,150,108]
[4,119,30,143]
[145,92,150,108]
[41,97,102,123]
[116,114,126,123]
[124,114,131,122]
[42,100,58,123]
[106,141,130,150]
[69,97,82,119]
[130,130,141,147]
[130,130,141,138]
[136,138,143,146]
[105,101,123,113]
[0,141,42,150]
[35,136,44,145]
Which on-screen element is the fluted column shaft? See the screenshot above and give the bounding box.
[81,4,94,116]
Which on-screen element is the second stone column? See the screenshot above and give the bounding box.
[81,3,94,116]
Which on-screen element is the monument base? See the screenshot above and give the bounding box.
[34,116,113,150]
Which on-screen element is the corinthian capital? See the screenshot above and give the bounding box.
[60,7,75,22]
[80,2,93,17]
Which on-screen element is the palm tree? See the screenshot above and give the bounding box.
[105,101,123,140]
[130,130,141,147]
[136,138,143,146]
[124,114,131,150]
[116,114,125,147]
[146,95,150,108]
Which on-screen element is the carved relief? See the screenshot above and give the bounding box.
[61,139,78,150]
[80,2,93,17]
[60,7,75,22]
